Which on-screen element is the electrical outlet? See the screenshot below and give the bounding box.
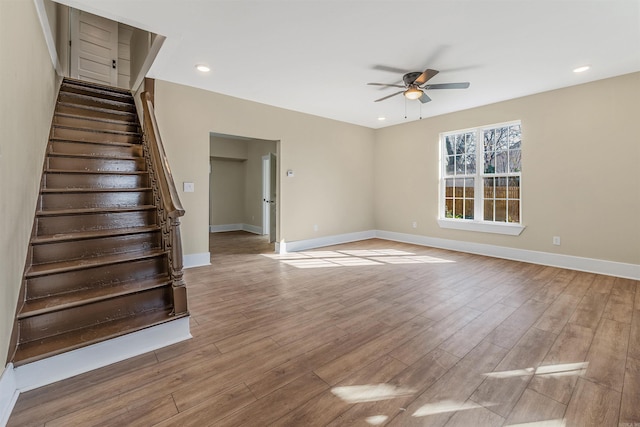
[183,182,195,192]
[313,224,318,232]
[553,236,561,246]
[412,221,418,229]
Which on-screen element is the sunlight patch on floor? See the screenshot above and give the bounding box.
[263,248,455,269]
[484,362,588,379]
[411,400,486,417]
[331,383,416,404]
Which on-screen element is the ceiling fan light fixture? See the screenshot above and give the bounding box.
[404,87,423,100]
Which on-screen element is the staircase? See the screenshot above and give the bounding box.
[11,78,187,367]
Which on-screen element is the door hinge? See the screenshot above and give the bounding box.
[112,59,116,69]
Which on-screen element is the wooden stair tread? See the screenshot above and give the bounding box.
[32,225,160,244]
[36,205,155,216]
[49,138,140,148]
[13,309,182,366]
[19,275,171,318]
[26,248,166,278]
[40,188,152,194]
[48,151,141,160]
[59,92,135,109]
[62,78,133,95]
[54,112,139,127]
[53,124,140,138]
[45,169,147,175]
[57,102,137,120]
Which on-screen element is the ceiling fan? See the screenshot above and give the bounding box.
[368,68,470,103]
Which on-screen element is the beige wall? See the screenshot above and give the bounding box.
[0,0,59,364]
[375,72,640,265]
[209,158,245,225]
[154,80,376,256]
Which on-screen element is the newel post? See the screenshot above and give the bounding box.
[169,213,188,316]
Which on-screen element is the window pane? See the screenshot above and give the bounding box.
[508,200,520,223]
[484,177,494,198]
[465,200,474,220]
[445,178,454,197]
[495,200,507,222]
[454,199,463,218]
[496,177,508,199]
[496,151,508,173]
[484,200,494,221]
[508,125,521,150]
[454,155,464,175]
[465,153,476,174]
[465,178,474,197]
[484,129,495,152]
[444,136,455,156]
[509,149,521,172]
[445,199,454,218]
[446,156,455,175]
[495,127,509,151]
[484,152,495,174]
[455,134,465,154]
[508,177,520,199]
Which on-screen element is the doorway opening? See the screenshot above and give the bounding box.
[209,133,279,250]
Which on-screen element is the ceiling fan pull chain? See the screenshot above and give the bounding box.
[404,98,407,119]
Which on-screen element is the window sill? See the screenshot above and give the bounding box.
[437,219,526,236]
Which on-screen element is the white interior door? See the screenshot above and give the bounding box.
[70,9,118,86]
[268,153,277,243]
[262,153,277,243]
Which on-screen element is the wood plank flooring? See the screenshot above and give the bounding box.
[8,231,639,426]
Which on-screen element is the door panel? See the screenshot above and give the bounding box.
[269,152,277,243]
[71,10,118,86]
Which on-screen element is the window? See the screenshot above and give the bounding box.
[439,121,524,235]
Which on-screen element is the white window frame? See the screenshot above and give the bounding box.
[437,120,526,236]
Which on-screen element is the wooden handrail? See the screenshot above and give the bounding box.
[140,91,188,316]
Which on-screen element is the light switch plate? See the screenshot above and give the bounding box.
[183,182,195,192]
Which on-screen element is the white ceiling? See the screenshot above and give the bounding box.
[57,0,640,129]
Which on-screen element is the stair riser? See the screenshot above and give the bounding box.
[48,156,146,172]
[37,211,157,235]
[19,286,171,343]
[26,255,168,299]
[44,173,149,190]
[39,190,153,210]
[54,115,139,133]
[32,232,162,265]
[58,92,136,112]
[52,126,140,145]
[56,103,136,123]
[50,140,143,158]
[60,84,133,104]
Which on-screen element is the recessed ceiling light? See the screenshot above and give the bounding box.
[195,64,211,73]
[573,65,590,73]
[378,117,386,121]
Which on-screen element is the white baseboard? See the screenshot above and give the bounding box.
[13,317,191,393]
[375,230,640,280]
[210,224,264,235]
[276,229,639,279]
[209,224,242,233]
[279,230,376,253]
[183,252,211,268]
[0,364,18,427]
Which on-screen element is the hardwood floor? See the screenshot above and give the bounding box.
[8,232,639,426]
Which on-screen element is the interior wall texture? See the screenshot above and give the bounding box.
[209,158,245,225]
[0,0,59,364]
[154,80,376,256]
[375,72,640,265]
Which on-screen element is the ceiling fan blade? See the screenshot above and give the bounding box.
[374,91,403,102]
[372,65,410,74]
[424,82,470,90]
[419,92,432,104]
[414,69,439,85]
[367,83,406,89]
